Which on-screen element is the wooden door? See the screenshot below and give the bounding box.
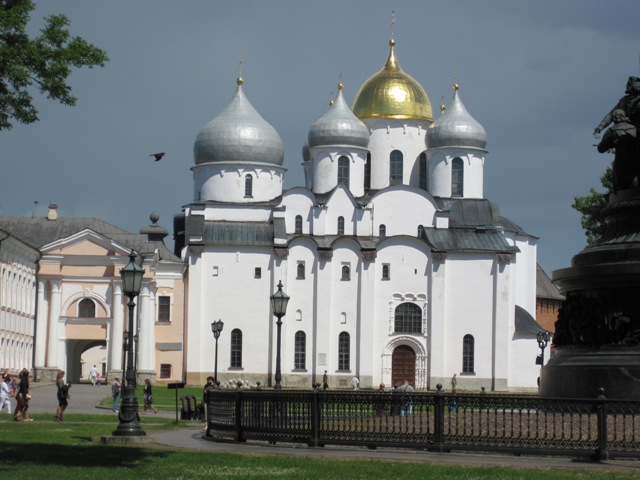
[392,345,416,387]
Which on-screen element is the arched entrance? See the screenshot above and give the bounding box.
[67,340,107,383]
[392,345,416,386]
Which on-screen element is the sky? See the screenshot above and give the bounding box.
[2,0,640,275]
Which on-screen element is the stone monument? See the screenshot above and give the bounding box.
[540,76,640,399]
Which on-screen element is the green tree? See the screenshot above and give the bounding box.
[0,0,109,130]
[571,166,613,246]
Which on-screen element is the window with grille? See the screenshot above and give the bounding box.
[379,224,386,237]
[390,150,403,183]
[452,157,464,197]
[244,174,253,197]
[394,303,422,333]
[341,265,350,281]
[295,215,303,234]
[231,329,242,368]
[338,155,350,186]
[254,267,261,279]
[78,298,95,318]
[160,364,171,378]
[463,334,475,373]
[417,225,425,238]
[294,331,306,370]
[382,264,390,280]
[157,296,170,323]
[297,262,305,279]
[338,332,350,371]
[337,216,345,235]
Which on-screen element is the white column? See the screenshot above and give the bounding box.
[34,278,48,368]
[137,284,154,372]
[46,280,61,368]
[109,282,123,371]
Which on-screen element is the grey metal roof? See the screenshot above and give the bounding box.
[0,216,181,262]
[515,305,545,335]
[425,228,514,254]
[435,198,500,227]
[536,264,564,300]
[308,87,369,148]
[202,221,274,246]
[427,88,487,150]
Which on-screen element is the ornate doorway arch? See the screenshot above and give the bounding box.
[392,345,416,386]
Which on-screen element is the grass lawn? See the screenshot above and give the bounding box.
[1,413,638,480]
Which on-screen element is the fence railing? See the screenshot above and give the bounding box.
[205,386,640,460]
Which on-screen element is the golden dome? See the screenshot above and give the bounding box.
[352,39,433,122]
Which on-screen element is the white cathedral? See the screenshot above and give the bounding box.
[177,38,542,391]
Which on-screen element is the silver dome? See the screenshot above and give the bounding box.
[427,87,487,150]
[308,86,369,148]
[194,78,284,166]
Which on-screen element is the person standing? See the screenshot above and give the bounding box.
[451,374,457,392]
[396,379,414,416]
[351,375,359,391]
[14,368,31,422]
[55,370,71,422]
[111,377,121,412]
[142,378,158,414]
[322,370,328,391]
[0,376,11,414]
[89,365,98,386]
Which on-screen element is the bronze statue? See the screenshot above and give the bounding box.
[597,109,638,190]
[594,76,640,136]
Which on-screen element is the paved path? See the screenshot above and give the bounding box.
[12,382,640,473]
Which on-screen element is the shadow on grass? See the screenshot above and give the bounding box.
[0,441,169,467]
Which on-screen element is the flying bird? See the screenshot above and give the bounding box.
[150,152,165,161]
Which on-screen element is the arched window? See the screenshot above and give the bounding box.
[419,152,427,190]
[341,265,350,281]
[394,303,422,333]
[244,174,253,197]
[463,334,474,373]
[452,157,464,197]
[78,298,95,318]
[337,216,345,235]
[297,262,305,279]
[295,215,303,234]
[382,264,390,280]
[294,331,306,370]
[379,224,386,238]
[364,152,371,190]
[338,332,350,371]
[337,155,350,186]
[390,150,403,184]
[417,225,425,238]
[231,329,243,368]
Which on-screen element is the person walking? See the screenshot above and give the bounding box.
[54,370,71,422]
[142,378,158,414]
[0,375,11,414]
[14,368,31,422]
[322,370,328,390]
[111,377,121,412]
[351,375,359,391]
[89,365,98,386]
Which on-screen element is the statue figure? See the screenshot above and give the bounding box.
[597,109,638,190]
[594,76,640,136]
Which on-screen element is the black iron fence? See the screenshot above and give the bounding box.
[205,386,640,460]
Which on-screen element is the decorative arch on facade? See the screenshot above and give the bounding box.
[381,335,428,389]
[62,290,111,319]
[388,292,428,335]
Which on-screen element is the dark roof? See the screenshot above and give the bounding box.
[0,216,181,262]
[202,221,274,246]
[514,305,545,335]
[536,264,564,300]
[425,228,515,254]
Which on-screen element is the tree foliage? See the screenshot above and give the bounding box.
[571,166,613,247]
[0,0,109,130]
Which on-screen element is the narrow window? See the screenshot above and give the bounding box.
[294,331,306,370]
[231,329,243,368]
[337,216,345,235]
[295,215,303,234]
[157,296,171,323]
[297,262,305,279]
[364,152,371,190]
[452,157,464,197]
[390,150,403,184]
[244,174,253,197]
[160,364,171,379]
[341,265,350,281]
[382,264,390,280]
[78,298,95,318]
[419,152,427,190]
[394,303,422,333]
[337,155,350,186]
[254,267,261,279]
[338,332,350,371]
[379,224,386,238]
[463,334,474,373]
[417,225,425,238]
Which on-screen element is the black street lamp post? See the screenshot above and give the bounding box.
[113,252,145,437]
[270,281,289,390]
[536,330,551,367]
[211,319,224,384]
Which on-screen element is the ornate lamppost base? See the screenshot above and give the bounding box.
[112,387,146,436]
